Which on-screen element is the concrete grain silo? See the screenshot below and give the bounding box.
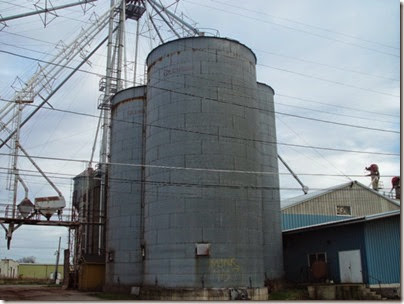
[256,83,284,279]
[105,37,283,299]
[105,86,146,290]
[144,37,282,291]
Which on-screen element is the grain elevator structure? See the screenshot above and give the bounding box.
[104,36,283,299]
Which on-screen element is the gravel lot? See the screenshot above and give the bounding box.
[0,285,101,301]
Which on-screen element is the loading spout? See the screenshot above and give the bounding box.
[278,154,309,194]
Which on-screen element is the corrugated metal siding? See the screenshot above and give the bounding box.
[364,216,400,284]
[282,214,351,230]
[283,223,367,283]
[283,184,399,216]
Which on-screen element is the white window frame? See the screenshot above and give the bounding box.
[336,205,351,216]
[307,252,327,267]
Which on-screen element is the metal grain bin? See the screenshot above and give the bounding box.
[144,37,281,288]
[105,86,146,289]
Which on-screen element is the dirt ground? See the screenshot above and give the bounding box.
[0,285,101,301]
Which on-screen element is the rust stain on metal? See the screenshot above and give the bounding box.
[111,96,145,110]
[35,196,60,202]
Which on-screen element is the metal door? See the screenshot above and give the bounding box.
[338,249,363,283]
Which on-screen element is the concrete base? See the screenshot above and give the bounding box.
[370,287,401,299]
[307,284,387,300]
[139,286,268,300]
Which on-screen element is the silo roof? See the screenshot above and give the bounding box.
[146,36,257,65]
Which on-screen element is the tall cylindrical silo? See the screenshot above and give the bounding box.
[256,82,284,280]
[105,86,146,290]
[144,37,281,289]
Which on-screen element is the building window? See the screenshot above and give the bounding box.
[336,205,351,215]
[307,252,327,267]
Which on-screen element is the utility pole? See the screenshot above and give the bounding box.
[54,236,61,284]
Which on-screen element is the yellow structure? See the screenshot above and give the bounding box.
[78,262,105,291]
[19,264,63,280]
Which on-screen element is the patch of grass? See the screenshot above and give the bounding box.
[92,292,140,301]
[0,279,49,285]
[268,288,309,300]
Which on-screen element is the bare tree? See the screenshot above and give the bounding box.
[17,256,36,263]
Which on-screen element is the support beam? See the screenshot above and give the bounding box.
[147,0,200,36]
[0,0,97,23]
[0,33,111,150]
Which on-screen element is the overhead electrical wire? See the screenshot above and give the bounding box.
[0,5,398,192]
[0,96,399,156]
[209,0,399,50]
[1,31,398,121]
[182,0,399,58]
[0,165,399,180]
[0,50,399,135]
[275,101,398,125]
[3,24,399,85]
[254,48,399,82]
[276,117,352,182]
[258,62,399,97]
[2,31,400,99]
[0,166,397,191]
[277,93,399,118]
[0,151,399,179]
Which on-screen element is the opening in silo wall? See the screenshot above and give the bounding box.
[144,37,283,288]
[105,86,146,289]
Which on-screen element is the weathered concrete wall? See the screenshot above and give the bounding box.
[140,286,268,300]
[143,37,281,288]
[105,86,146,287]
[256,83,284,280]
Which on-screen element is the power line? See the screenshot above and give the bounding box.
[11,39,390,124]
[275,101,398,125]
[0,96,399,156]
[258,62,399,98]
[183,0,399,58]
[0,49,399,134]
[254,48,399,82]
[0,40,395,124]
[0,165,397,180]
[277,93,399,118]
[0,167,397,195]
[277,117,352,182]
[0,151,399,183]
[1,35,400,101]
[210,0,399,50]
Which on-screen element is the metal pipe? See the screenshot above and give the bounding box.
[0,33,111,150]
[278,154,309,194]
[0,0,98,23]
[147,0,181,38]
[0,6,113,140]
[97,0,117,256]
[89,111,102,167]
[148,13,164,44]
[133,19,141,85]
[17,176,29,199]
[11,104,23,220]
[54,236,61,283]
[147,0,200,35]
[18,144,63,197]
[116,0,125,91]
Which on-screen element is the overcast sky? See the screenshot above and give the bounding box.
[0,0,400,263]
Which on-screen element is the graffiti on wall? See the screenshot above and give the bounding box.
[209,258,241,282]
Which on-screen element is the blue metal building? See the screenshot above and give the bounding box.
[283,210,400,287]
